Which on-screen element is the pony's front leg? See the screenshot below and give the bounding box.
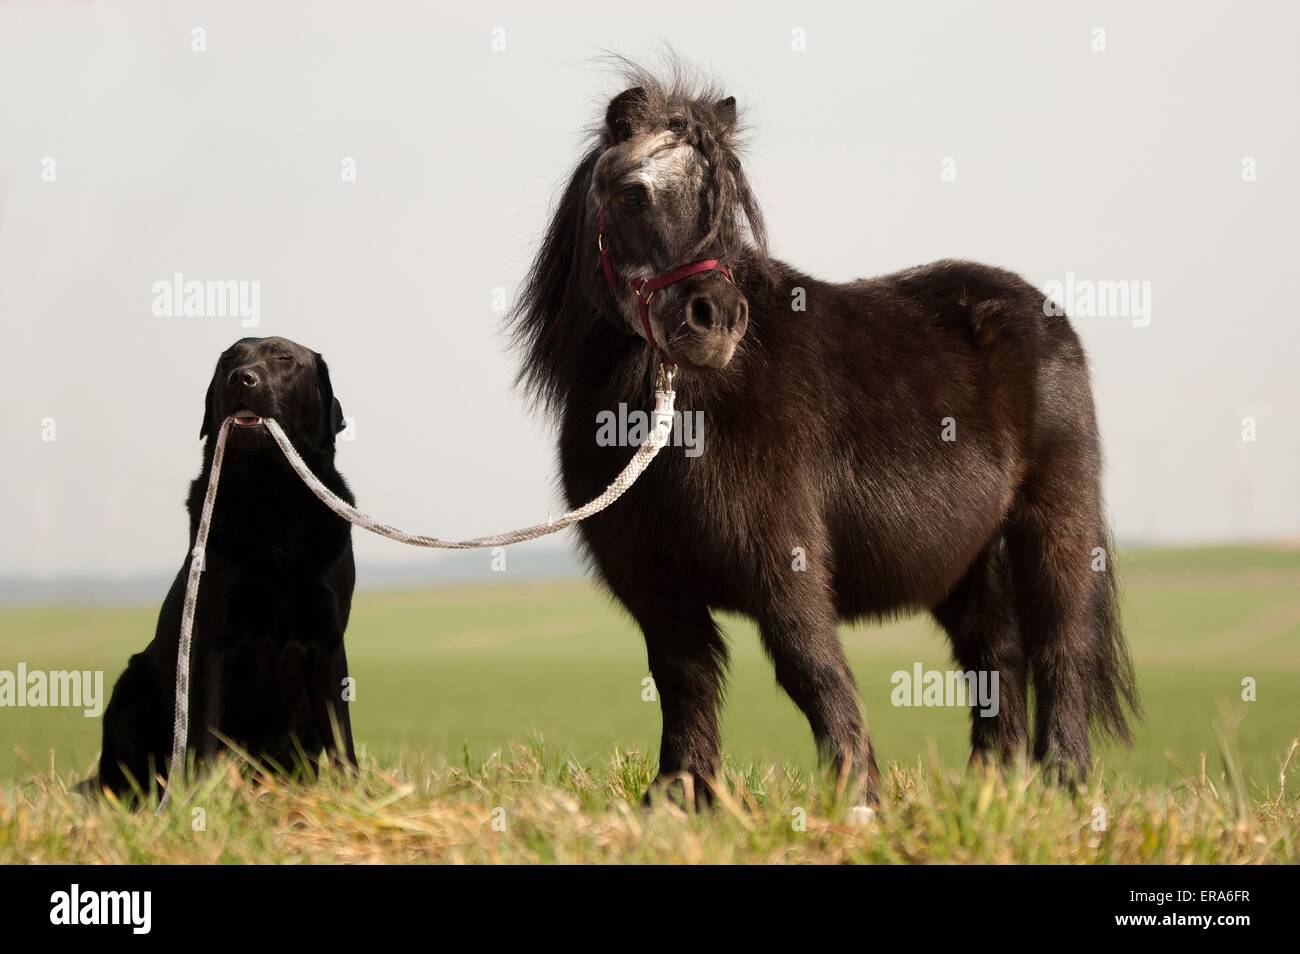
[759,575,881,806]
[633,599,730,809]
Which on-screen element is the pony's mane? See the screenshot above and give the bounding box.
[510,58,773,411]
[595,57,771,267]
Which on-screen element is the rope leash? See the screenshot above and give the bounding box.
[159,413,231,809]
[159,383,677,808]
[265,386,675,548]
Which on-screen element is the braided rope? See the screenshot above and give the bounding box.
[159,416,232,808]
[158,388,676,808]
[265,389,676,548]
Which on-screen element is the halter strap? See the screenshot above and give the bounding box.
[597,208,733,368]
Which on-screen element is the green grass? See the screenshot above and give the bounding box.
[2,745,1296,863]
[1,545,1298,863]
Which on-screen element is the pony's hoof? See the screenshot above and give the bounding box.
[641,772,716,812]
[849,804,876,826]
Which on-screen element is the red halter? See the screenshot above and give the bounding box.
[597,208,733,369]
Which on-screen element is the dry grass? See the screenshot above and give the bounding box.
[2,740,1297,864]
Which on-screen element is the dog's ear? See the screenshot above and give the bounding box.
[199,360,219,440]
[315,353,345,443]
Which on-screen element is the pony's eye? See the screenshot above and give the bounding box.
[667,116,688,135]
[619,184,648,210]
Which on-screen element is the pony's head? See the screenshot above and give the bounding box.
[591,74,767,370]
[513,62,771,405]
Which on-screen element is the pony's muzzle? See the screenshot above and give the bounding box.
[664,274,749,369]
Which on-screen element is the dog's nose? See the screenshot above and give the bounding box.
[228,367,260,389]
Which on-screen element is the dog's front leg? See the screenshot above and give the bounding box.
[306,646,356,771]
[190,644,228,767]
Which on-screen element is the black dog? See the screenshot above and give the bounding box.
[94,336,356,800]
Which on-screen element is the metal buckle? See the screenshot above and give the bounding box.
[656,362,676,392]
[632,278,655,306]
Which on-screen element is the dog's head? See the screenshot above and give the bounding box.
[200,336,345,454]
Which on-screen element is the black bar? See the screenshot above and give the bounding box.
[1,863,1281,939]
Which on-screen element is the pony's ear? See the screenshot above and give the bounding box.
[199,360,219,439]
[315,353,345,443]
[605,86,647,143]
[714,95,737,128]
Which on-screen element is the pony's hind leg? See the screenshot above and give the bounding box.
[931,541,1029,766]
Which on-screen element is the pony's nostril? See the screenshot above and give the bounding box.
[688,296,715,330]
[731,298,749,333]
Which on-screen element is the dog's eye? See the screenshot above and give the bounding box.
[667,116,688,135]
[619,184,648,210]
[275,354,295,365]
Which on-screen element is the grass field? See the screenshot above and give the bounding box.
[1,546,1298,863]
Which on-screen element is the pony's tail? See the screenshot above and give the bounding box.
[1088,531,1141,745]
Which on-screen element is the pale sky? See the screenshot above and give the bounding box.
[1,0,1297,578]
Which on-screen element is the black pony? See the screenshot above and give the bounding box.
[512,64,1138,804]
